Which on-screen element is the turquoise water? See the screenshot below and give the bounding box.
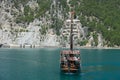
[0,48,120,80]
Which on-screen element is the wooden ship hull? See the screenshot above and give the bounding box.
[60,50,81,74]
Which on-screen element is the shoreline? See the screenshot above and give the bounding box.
[75,47,120,49]
[0,44,120,49]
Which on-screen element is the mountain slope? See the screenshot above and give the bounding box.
[0,0,120,47]
[78,0,120,46]
[57,0,120,46]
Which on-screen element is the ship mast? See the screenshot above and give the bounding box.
[70,8,74,51]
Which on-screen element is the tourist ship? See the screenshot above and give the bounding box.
[60,11,81,74]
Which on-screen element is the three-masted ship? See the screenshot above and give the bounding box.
[60,11,81,74]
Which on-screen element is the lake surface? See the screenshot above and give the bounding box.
[0,48,120,80]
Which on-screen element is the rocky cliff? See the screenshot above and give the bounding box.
[0,0,119,47]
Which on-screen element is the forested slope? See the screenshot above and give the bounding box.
[62,0,120,46]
